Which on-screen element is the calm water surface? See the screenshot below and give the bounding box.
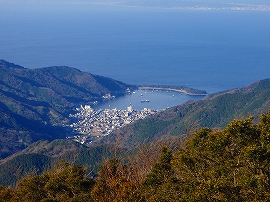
[93,89,205,111]
[0,3,269,95]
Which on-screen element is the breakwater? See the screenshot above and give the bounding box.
[139,86,208,96]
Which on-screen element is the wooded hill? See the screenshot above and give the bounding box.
[97,78,270,149]
[0,60,270,190]
[0,139,119,187]
[0,60,136,159]
[0,75,270,187]
[1,110,270,201]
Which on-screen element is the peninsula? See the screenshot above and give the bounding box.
[138,85,208,95]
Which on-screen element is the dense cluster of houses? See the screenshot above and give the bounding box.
[68,105,155,144]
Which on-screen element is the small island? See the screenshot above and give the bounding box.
[138,85,208,95]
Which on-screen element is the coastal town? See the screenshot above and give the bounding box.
[67,86,207,145]
[68,105,156,145]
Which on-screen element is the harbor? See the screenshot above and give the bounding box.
[92,89,205,111]
[68,89,206,144]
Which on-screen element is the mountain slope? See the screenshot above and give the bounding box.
[0,60,136,158]
[0,68,269,187]
[0,139,118,187]
[97,78,270,149]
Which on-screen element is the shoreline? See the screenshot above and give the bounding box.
[138,86,208,96]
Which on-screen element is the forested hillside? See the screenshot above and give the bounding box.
[1,110,270,201]
[0,60,135,159]
[1,60,270,196]
[0,140,118,187]
[98,78,270,149]
[1,77,270,187]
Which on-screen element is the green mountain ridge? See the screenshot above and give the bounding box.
[1,59,270,188]
[96,78,270,149]
[0,59,136,159]
[1,78,269,187]
[0,139,120,187]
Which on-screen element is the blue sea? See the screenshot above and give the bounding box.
[93,89,205,111]
[0,3,270,109]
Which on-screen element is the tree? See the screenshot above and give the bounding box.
[140,147,180,201]
[172,109,270,201]
[2,110,270,201]
[91,158,140,202]
[0,185,14,202]
[13,160,94,202]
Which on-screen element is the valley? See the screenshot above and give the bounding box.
[0,60,270,200]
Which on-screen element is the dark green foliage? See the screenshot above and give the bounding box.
[170,110,270,201]
[131,119,171,146]
[91,110,270,201]
[56,146,118,175]
[2,111,270,201]
[14,160,94,202]
[140,147,180,201]
[142,147,173,189]
[0,154,52,187]
[0,140,118,187]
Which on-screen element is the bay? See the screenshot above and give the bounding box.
[92,89,205,111]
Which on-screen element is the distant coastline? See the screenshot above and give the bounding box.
[138,85,208,96]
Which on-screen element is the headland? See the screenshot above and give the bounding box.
[138,85,208,96]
